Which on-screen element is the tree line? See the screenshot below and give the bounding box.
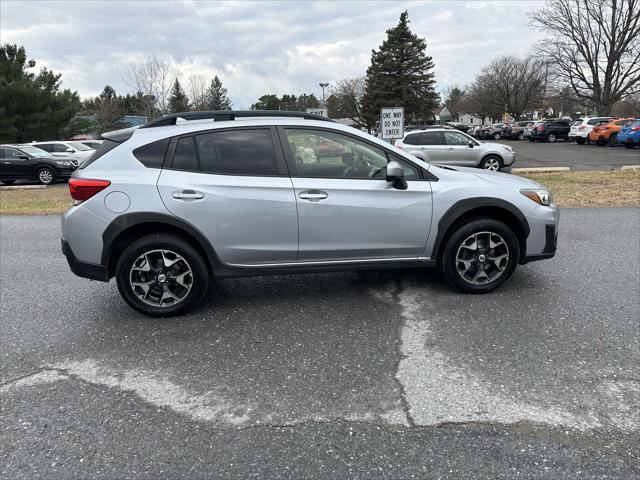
[1,0,638,142]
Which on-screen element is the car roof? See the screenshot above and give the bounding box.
[403,127,453,136]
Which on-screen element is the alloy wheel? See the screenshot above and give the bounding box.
[455,231,510,285]
[38,169,53,184]
[129,249,193,307]
[483,158,500,171]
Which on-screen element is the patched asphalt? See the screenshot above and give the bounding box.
[1,209,639,478]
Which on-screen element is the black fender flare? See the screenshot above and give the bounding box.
[431,197,530,261]
[101,212,220,268]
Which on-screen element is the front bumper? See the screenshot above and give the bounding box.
[520,204,559,264]
[521,224,558,263]
[61,238,109,281]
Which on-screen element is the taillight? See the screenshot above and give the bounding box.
[68,178,111,201]
[631,126,640,131]
[538,126,545,132]
[579,125,586,130]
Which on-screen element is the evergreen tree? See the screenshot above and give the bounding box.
[205,76,232,110]
[0,44,83,142]
[168,78,189,113]
[362,11,439,123]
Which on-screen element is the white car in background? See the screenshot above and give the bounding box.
[568,117,613,144]
[30,141,95,161]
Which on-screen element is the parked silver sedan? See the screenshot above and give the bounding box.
[395,128,516,172]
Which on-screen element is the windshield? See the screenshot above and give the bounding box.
[67,142,92,151]
[17,145,51,157]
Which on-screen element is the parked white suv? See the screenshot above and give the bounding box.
[395,128,516,172]
[568,117,613,144]
[30,141,95,161]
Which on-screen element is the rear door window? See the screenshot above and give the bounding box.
[419,132,445,145]
[195,129,277,176]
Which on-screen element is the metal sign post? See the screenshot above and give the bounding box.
[381,107,404,144]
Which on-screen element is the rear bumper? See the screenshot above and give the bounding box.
[61,238,109,282]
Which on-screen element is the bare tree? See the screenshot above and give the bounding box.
[530,0,640,115]
[473,55,547,120]
[459,81,503,123]
[123,55,179,118]
[330,77,374,131]
[187,74,208,111]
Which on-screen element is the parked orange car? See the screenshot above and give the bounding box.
[588,118,636,146]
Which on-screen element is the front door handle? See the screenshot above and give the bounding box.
[172,190,204,200]
[299,190,328,201]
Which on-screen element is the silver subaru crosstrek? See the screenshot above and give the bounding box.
[62,111,558,317]
[395,127,516,172]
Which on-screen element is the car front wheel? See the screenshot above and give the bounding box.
[547,133,556,143]
[116,234,209,317]
[439,218,520,293]
[37,167,55,185]
[576,137,586,145]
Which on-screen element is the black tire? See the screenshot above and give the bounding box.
[0,179,15,185]
[116,234,209,317]
[480,155,503,172]
[547,133,556,143]
[439,218,520,293]
[624,142,635,149]
[596,138,607,146]
[576,137,586,145]
[608,134,619,147]
[493,133,501,140]
[518,133,524,141]
[36,167,55,185]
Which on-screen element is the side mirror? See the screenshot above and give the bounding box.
[468,141,474,148]
[66,147,75,153]
[386,160,407,190]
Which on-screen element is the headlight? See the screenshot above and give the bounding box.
[502,145,513,152]
[520,189,552,206]
[54,161,72,166]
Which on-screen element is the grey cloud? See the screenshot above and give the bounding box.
[0,0,543,108]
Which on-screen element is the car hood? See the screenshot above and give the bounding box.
[431,165,544,189]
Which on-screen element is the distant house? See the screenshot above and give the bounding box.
[458,113,489,125]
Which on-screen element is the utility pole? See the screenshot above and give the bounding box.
[319,82,329,105]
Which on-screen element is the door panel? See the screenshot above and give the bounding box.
[291,177,432,261]
[157,170,299,265]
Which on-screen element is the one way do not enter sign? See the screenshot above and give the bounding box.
[381,107,404,140]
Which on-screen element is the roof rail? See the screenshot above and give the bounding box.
[140,110,335,128]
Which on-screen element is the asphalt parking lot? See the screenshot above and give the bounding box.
[1,209,639,478]
[497,139,639,170]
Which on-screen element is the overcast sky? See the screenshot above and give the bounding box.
[1,0,544,108]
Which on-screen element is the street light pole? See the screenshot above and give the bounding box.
[319,82,329,105]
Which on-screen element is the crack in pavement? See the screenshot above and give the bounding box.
[373,280,639,433]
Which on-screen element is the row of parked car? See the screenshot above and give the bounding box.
[455,117,640,147]
[0,140,102,185]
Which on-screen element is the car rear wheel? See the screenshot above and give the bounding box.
[116,234,209,317]
[576,137,586,145]
[480,155,502,172]
[624,142,635,149]
[608,134,619,147]
[36,167,55,185]
[547,133,557,143]
[518,133,524,140]
[439,218,519,293]
[596,138,607,146]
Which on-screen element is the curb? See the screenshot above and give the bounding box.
[0,185,47,190]
[512,167,570,173]
[620,165,640,171]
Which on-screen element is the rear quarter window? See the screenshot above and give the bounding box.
[132,138,170,168]
[403,133,420,145]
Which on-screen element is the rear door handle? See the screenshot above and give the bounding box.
[299,190,328,201]
[172,190,204,200]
